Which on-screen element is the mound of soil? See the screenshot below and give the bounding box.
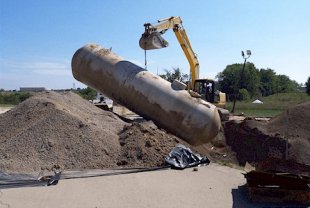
[268,101,310,139]
[118,121,186,167]
[224,101,310,166]
[193,127,238,166]
[0,91,125,173]
[268,101,310,165]
[0,91,186,173]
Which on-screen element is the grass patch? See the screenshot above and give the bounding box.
[232,109,283,117]
[226,92,310,117]
[0,104,15,107]
[0,92,32,105]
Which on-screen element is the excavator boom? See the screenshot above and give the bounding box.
[139,16,199,88]
[139,16,229,120]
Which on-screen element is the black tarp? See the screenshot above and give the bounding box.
[165,144,210,169]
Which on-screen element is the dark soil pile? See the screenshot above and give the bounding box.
[224,120,287,165]
[268,101,310,139]
[118,121,186,167]
[268,101,310,165]
[0,91,193,173]
[224,102,310,166]
[193,127,238,166]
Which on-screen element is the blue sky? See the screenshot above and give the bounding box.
[0,0,309,90]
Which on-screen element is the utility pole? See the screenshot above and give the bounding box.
[231,50,251,113]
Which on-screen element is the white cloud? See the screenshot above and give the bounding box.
[0,58,71,76]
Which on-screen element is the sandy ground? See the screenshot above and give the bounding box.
[0,107,13,114]
[0,163,291,208]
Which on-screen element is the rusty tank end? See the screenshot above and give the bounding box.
[71,44,221,145]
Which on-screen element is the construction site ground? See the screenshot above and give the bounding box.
[0,107,13,114]
[0,163,297,208]
[0,91,237,173]
[0,91,309,206]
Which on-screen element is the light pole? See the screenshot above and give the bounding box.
[231,50,251,113]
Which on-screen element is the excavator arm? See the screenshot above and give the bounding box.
[139,16,229,120]
[139,16,199,89]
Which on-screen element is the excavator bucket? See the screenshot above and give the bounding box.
[139,32,169,50]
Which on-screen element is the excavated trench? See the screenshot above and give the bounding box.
[223,101,310,166]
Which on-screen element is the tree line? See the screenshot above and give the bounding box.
[0,88,97,105]
[160,64,308,101]
[307,76,310,95]
[74,87,97,100]
[217,62,301,101]
[0,91,32,105]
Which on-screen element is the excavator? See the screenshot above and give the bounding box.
[139,16,229,120]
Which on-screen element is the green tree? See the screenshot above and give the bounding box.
[275,75,297,93]
[217,62,260,100]
[0,92,32,105]
[259,68,277,96]
[306,76,310,95]
[159,67,188,83]
[216,69,238,98]
[17,92,31,102]
[3,94,18,105]
[77,87,97,100]
[238,88,250,101]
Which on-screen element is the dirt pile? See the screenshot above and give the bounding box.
[0,91,125,173]
[268,101,310,165]
[268,101,310,138]
[193,127,238,166]
[224,101,310,166]
[0,91,185,173]
[118,121,185,167]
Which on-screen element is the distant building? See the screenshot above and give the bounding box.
[20,87,46,92]
[298,86,306,92]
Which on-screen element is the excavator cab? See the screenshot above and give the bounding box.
[194,79,215,103]
[194,79,226,108]
[194,79,228,120]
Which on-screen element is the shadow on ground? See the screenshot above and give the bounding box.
[232,185,309,208]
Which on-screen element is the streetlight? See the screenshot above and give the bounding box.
[231,50,252,113]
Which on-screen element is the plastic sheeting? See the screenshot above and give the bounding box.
[0,172,46,189]
[0,167,170,189]
[0,145,210,189]
[165,144,210,169]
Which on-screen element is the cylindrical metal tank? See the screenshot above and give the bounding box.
[71,44,220,145]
